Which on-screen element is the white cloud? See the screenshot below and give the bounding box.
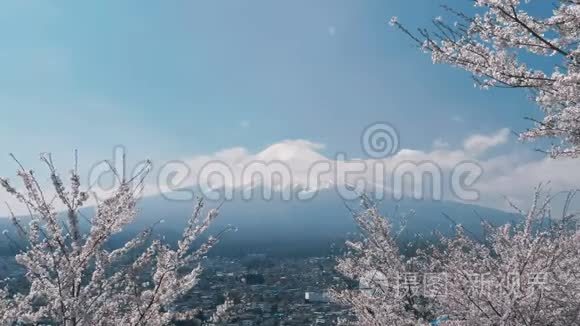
[451,115,464,123]
[463,128,510,156]
[240,120,250,128]
[142,128,578,212]
[432,138,450,149]
[1,129,579,216]
[327,26,336,36]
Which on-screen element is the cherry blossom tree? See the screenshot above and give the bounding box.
[391,0,580,157]
[0,154,233,325]
[335,2,580,324]
[335,189,580,325]
[422,187,580,325]
[331,195,433,326]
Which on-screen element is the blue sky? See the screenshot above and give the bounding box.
[0,1,543,164]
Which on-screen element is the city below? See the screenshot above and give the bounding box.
[1,254,353,325]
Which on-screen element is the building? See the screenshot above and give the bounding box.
[304,292,329,303]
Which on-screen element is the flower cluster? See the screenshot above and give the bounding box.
[334,188,580,325]
[0,154,233,325]
[392,0,580,157]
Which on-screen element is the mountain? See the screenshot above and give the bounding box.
[127,188,518,256]
[0,188,518,257]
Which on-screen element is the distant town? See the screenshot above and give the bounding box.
[1,254,353,325]
[176,255,352,325]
